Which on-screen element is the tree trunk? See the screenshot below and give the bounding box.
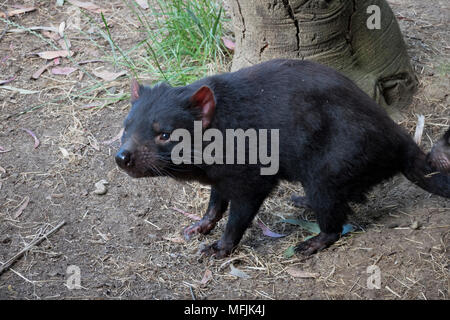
[228,0,417,115]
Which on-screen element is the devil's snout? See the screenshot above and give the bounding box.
[115,148,134,169]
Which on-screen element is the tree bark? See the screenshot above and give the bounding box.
[228,0,418,114]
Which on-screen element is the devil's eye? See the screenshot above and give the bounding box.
[160,132,171,141]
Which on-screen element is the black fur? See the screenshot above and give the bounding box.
[116,59,450,257]
[427,127,450,173]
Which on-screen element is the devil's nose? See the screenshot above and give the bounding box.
[115,149,133,168]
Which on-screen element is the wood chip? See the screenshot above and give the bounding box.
[92,69,126,81]
[51,67,77,75]
[32,61,56,79]
[0,7,36,18]
[200,269,213,285]
[36,50,73,60]
[230,264,251,279]
[286,267,319,278]
[67,0,108,14]
[14,196,30,219]
[136,0,149,9]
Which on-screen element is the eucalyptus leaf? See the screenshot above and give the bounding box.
[284,246,295,258]
[280,219,321,234]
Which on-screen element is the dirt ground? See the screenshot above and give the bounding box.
[0,0,449,300]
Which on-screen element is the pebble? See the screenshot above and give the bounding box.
[93,179,108,195]
[410,221,420,230]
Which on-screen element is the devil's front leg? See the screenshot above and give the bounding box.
[201,196,265,258]
[183,187,229,240]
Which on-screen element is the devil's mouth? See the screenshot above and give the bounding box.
[119,165,168,178]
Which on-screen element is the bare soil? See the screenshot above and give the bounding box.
[0,0,448,300]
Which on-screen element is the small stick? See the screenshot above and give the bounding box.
[144,219,161,230]
[0,221,66,276]
[385,285,402,298]
[189,286,196,300]
[0,10,9,43]
[414,114,425,146]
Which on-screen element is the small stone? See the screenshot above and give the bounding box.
[93,179,108,195]
[48,270,59,277]
[410,221,420,230]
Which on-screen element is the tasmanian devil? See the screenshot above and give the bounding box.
[427,127,450,173]
[115,59,450,258]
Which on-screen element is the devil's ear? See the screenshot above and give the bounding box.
[190,86,216,129]
[131,79,141,102]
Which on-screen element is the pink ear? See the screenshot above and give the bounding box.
[131,79,140,102]
[190,86,216,128]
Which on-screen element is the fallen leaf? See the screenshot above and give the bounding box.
[342,224,356,235]
[281,219,355,236]
[200,269,212,285]
[284,246,295,258]
[8,26,59,34]
[229,264,251,279]
[77,59,104,65]
[258,219,286,238]
[51,67,77,75]
[0,86,39,94]
[14,196,30,219]
[101,128,124,145]
[59,147,70,158]
[1,52,11,64]
[286,267,319,279]
[281,218,321,234]
[58,21,66,37]
[42,30,61,40]
[92,69,126,81]
[21,128,40,149]
[32,60,56,79]
[136,0,149,9]
[0,76,16,85]
[36,50,73,60]
[0,146,12,153]
[171,207,201,221]
[163,236,185,244]
[222,37,236,51]
[0,7,36,18]
[67,0,107,14]
[78,103,102,109]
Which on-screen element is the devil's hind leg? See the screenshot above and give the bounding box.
[295,188,351,255]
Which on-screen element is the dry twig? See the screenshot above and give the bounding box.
[0,221,66,276]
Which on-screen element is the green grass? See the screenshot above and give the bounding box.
[103,0,227,86]
[68,0,228,107]
[2,0,228,117]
